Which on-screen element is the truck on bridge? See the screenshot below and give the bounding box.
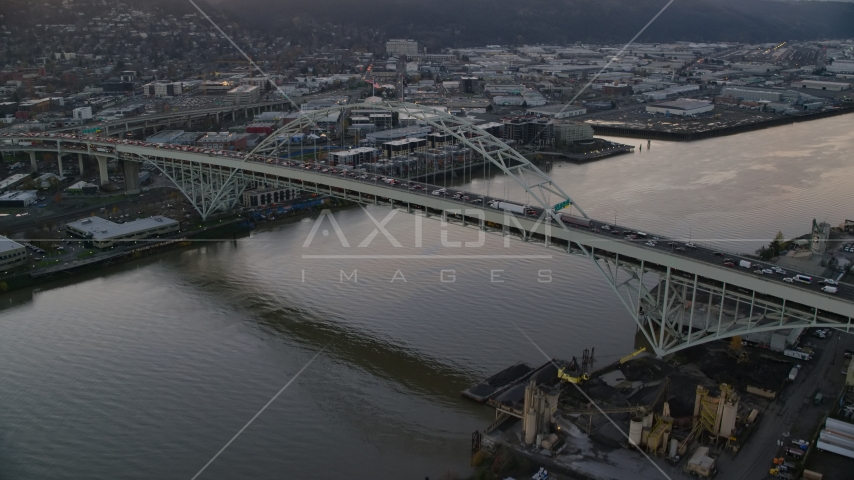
[488,200,526,215]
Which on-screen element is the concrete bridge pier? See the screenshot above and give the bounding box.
[95,155,109,185]
[56,152,65,179]
[78,153,85,174]
[28,151,37,172]
[123,160,140,194]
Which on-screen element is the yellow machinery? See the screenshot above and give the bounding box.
[620,347,646,364]
[558,358,590,384]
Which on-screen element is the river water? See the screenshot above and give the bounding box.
[1,115,852,479]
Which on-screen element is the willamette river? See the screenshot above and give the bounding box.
[0,115,852,479]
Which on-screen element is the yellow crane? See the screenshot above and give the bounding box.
[620,347,646,364]
[557,357,590,384]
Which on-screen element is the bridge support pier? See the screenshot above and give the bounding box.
[57,153,64,179]
[95,155,109,185]
[28,151,37,172]
[123,160,140,194]
[78,153,85,174]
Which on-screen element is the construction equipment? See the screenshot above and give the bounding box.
[620,347,646,364]
[557,357,590,384]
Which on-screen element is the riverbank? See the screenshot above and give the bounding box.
[590,105,854,141]
[0,196,346,295]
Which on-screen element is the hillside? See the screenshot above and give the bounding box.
[213,0,854,49]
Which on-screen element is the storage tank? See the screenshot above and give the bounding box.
[524,409,537,445]
[629,418,643,446]
[643,412,654,428]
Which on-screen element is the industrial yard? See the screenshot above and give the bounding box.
[466,329,854,480]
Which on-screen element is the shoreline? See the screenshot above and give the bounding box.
[589,105,854,141]
[0,199,349,296]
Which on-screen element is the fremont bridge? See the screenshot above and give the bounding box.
[3,100,853,357]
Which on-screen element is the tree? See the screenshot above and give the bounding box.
[770,231,785,257]
[54,191,62,204]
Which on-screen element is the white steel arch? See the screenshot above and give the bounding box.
[250,100,588,219]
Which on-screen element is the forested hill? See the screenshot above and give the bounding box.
[214,0,854,49]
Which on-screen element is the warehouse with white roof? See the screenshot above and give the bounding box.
[66,216,179,249]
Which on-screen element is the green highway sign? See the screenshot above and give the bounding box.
[553,199,572,212]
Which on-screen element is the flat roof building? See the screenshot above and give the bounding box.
[526,104,587,119]
[227,85,260,106]
[146,130,186,144]
[791,80,851,91]
[554,122,594,144]
[66,216,180,249]
[0,235,27,271]
[0,174,28,193]
[645,99,714,116]
[197,132,248,151]
[328,147,381,167]
[383,138,427,158]
[386,39,419,57]
[0,190,37,207]
[720,87,782,102]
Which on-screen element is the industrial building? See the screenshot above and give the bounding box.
[66,216,180,249]
[642,85,700,101]
[242,186,300,207]
[645,99,714,116]
[0,190,37,207]
[0,235,27,271]
[386,39,419,57]
[328,147,381,167]
[492,96,525,106]
[143,81,184,97]
[226,85,260,106]
[526,104,587,119]
[791,80,851,91]
[383,138,428,158]
[72,106,92,120]
[0,174,28,193]
[720,87,783,102]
